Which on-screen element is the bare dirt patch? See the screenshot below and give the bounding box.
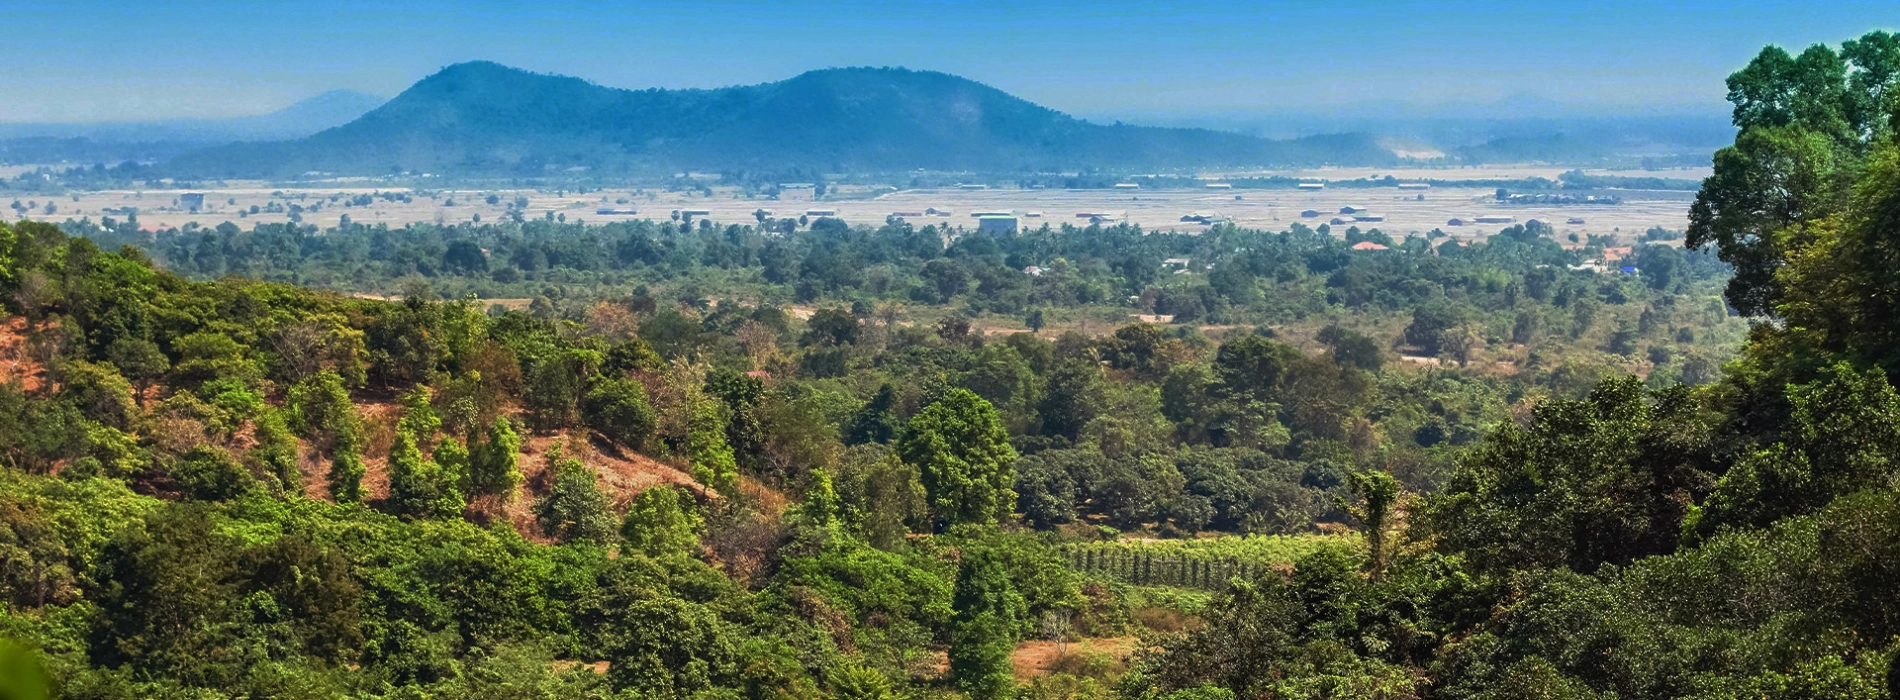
[1012,637,1140,680]
[0,316,49,392]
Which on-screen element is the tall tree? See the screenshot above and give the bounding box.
[620,485,702,559]
[898,389,1018,526]
[948,552,1024,700]
[467,415,523,501]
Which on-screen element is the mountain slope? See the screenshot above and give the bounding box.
[172,62,1394,176]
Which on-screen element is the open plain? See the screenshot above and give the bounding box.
[9,177,1695,244]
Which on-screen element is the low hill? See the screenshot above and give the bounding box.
[171,62,1395,177]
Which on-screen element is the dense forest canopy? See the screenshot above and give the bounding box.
[0,29,1899,700]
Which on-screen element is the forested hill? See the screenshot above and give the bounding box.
[168,62,1396,177]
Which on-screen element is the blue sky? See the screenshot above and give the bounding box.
[5,0,1895,123]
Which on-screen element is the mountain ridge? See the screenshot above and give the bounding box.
[171,62,1397,176]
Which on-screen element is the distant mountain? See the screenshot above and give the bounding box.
[0,90,386,144]
[203,89,390,141]
[0,90,386,165]
[170,62,1396,177]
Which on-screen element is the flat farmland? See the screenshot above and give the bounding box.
[9,179,1694,245]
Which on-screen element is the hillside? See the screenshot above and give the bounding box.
[170,62,1395,176]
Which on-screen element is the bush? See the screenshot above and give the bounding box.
[582,378,657,451]
[169,446,255,501]
[534,454,617,544]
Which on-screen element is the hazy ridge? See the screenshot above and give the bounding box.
[170,62,1400,177]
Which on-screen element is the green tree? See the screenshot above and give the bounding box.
[1696,363,1900,533]
[386,430,462,519]
[397,385,441,438]
[1427,378,1715,574]
[705,367,766,471]
[433,436,470,502]
[55,360,137,430]
[828,664,900,700]
[1338,470,1399,577]
[1214,335,1298,403]
[468,415,524,501]
[328,429,366,503]
[534,452,616,544]
[169,331,263,390]
[846,384,900,445]
[1316,324,1385,372]
[1038,359,1106,440]
[169,446,256,501]
[287,370,356,447]
[0,636,50,700]
[899,389,1018,526]
[620,485,702,559]
[248,407,301,493]
[582,377,657,451]
[801,307,860,347]
[1403,301,1464,356]
[523,348,600,430]
[1688,32,1900,318]
[949,552,1024,700]
[105,337,168,406]
[688,401,740,498]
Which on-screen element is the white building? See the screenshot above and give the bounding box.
[977,216,1018,234]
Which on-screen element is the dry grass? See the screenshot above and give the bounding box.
[1131,607,1193,634]
[1012,637,1139,680]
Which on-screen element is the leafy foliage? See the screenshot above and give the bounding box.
[900,389,1018,526]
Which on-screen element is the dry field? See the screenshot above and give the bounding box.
[1211,165,1713,181]
[7,165,1696,245]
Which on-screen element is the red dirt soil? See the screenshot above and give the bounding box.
[0,316,49,392]
[1011,637,1140,680]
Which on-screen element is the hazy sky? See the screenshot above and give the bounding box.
[5,0,1895,123]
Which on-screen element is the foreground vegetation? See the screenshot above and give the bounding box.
[1,29,1898,700]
